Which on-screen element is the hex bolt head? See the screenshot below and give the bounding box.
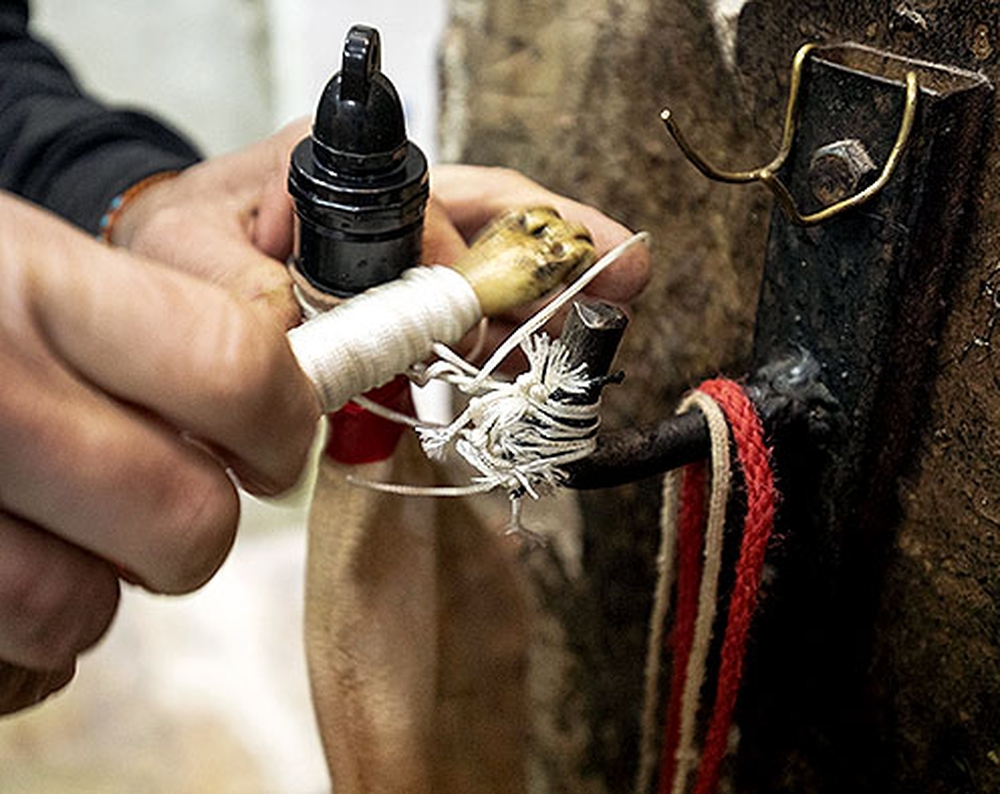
[808,139,877,207]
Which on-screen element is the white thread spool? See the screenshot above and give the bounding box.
[287,265,481,413]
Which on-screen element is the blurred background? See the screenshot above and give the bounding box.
[0,1,445,792]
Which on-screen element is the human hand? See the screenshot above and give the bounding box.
[0,194,320,714]
[107,120,310,329]
[422,165,651,359]
[108,130,650,342]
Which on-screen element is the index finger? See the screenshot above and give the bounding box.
[430,164,651,303]
[23,211,321,494]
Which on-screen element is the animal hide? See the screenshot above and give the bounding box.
[304,432,532,793]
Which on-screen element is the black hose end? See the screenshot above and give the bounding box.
[289,24,429,297]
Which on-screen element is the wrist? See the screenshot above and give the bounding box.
[97,170,181,247]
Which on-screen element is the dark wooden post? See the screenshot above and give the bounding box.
[441,3,1000,792]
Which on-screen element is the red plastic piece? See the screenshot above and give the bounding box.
[325,375,415,464]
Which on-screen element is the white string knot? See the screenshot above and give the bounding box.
[418,333,599,501]
[350,332,602,541]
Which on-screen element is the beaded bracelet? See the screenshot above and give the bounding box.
[97,170,180,244]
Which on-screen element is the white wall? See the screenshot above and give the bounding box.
[31,0,275,156]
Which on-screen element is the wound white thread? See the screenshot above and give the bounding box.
[287,265,481,413]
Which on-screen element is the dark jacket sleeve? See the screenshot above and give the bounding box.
[0,0,202,233]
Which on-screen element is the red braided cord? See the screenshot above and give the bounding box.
[692,378,776,794]
[657,462,707,793]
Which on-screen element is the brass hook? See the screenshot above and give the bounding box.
[660,43,919,226]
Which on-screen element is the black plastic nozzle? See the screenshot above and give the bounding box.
[289,25,429,297]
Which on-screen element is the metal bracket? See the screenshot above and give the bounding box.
[564,43,993,494]
[753,43,992,515]
[661,43,919,226]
